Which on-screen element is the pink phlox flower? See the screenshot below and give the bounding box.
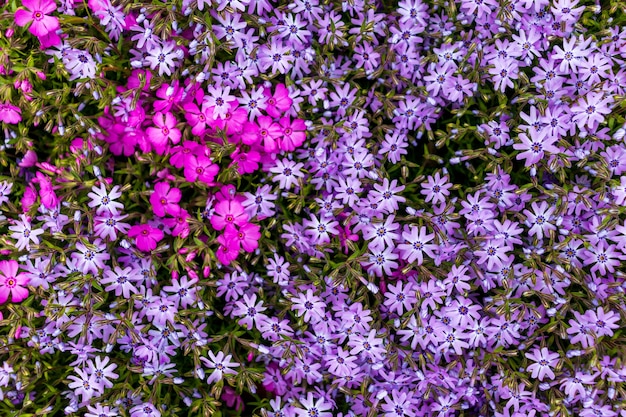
[128,224,164,252]
[14,0,60,37]
[146,111,181,154]
[215,233,240,265]
[150,182,181,217]
[0,103,22,124]
[0,260,30,304]
[255,115,283,153]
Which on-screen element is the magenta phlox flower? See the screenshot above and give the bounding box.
[147,111,181,154]
[223,223,261,253]
[0,260,30,304]
[211,200,248,231]
[128,224,164,252]
[15,0,60,37]
[184,154,219,184]
[525,347,560,380]
[256,115,283,153]
[169,141,202,169]
[162,207,191,238]
[230,148,260,175]
[0,103,22,124]
[264,83,292,118]
[277,116,306,151]
[150,182,181,217]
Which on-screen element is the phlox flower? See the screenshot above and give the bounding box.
[146,297,177,327]
[211,200,248,231]
[571,92,613,131]
[184,155,219,185]
[303,214,339,245]
[100,265,141,298]
[0,103,22,124]
[513,129,560,167]
[294,393,333,417]
[147,112,181,154]
[223,223,261,253]
[150,182,181,217]
[0,260,30,304]
[86,356,118,390]
[9,214,44,251]
[162,275,198,309]
[525,347,560,380]
[127,224,164,252]
[14,0,60,37]
[277,116,306,152]
[67,367,102,403]
[88,183,124,216]
[270,159,305,190]
[264,83,293,118]
[129,403,161,417]
[523,201,556,240]
[145,41,179,76]
[94,212,130,241]
[201,351,239,385]
[233,293,267,330]
[291,289,325,323]
[364,247,399,277]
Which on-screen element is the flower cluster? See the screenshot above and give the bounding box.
[0,0,626,416]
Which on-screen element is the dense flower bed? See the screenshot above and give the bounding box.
[1,0,626,415]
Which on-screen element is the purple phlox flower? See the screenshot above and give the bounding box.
[200,351,239,385]
[67,367,102,403]
[363,215,400,251]
[513,128,560,167]
[523,201,556,240]
[88,183,124,216]
[525,347,560,380]
[398,225,436,265]
[233,293,267,330]
[87,356,118,390]
[291,289,325,323]
[9,214,44,251]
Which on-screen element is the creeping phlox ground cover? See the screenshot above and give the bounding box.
[0,0,626,415]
